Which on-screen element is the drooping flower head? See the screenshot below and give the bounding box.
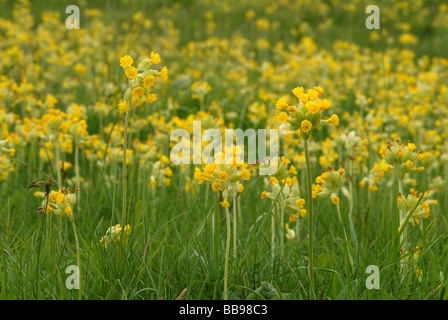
[276,86,338,140]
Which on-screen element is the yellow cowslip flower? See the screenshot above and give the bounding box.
[150,51,161,64]
[314,86,324,97]
[307,89,319,101]
[194,168,207,184]
[283,177,292,186]
[212,182,221,191]
[301,120,312,133]
[131,87,144,97]
[117,101,130,113]
[408,143,416,151]
[269,177,279,185]
[292,87,304,99]
[261,191,268,199]
[326,114,339,126]
[165,167,173,177]
[305,101,319,114]
[241,169,251,180]
[120,55,133,68]
[238,184,244,193]
[289,165,297,174]
[65,206,72,215]
[276,97,289,110]
[143,75,155,88]
[57,193,65,202]
[147,93,157,104]
[204,163,217,176]
[220,198,230,208]
[277,112,290,123]
[44,141,54,150]
[219,171,228,182]
[158,67,168,81]
[132,96,144,106]
[331,196,340,205]
[296,199,305,208]
[125,66,138,79]
[318,99,331,111]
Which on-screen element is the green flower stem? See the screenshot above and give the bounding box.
[122,106,131,228]
[75,142,81,201]
[397,177,405,245]
[224,206,231,300]
[271,207,275,267]
[56,141,62,184]
[348,159,354,216]
[280,206,284,256]
[233,195,237,259]
[303,138,316,300]
[212,192,220,299]
[336,203,354,270]
[71,218,82,300]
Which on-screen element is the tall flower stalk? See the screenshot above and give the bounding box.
[303,138,315,298]
[276,86,338,299]
[380,140,424,249]
[118,52,168,229]
[194,149,250,300]
[260,156,305,267]
[314,166,354,270]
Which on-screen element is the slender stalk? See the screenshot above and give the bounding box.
[303,138,316,299]
[280,205,284,256]
[212,192,220,299]
[55,141,62,184]
[75,143,81,201]
[397,176,405,244]
[71,219,82,300]
[395,171,407,275]
[224,206,231,300]
[336,203,354,270]
[122,108,131,228]
[348,159,354,216]
[35,208,47,299]
[271,208,275,267]
[233,195,237,259]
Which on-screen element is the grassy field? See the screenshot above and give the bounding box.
[0,0,448,300]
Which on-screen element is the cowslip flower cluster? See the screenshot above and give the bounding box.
[400,246,424,282]
[191,81,211,100]
[99,224,131,248]
[313,165,345,205]
[194,148,251,207]
[117,52,168,113]
[260,156,306,239]
[276,86,339,139]
[380,140,424,179]
[37,187,78,222]
[0,138,15,182]
[397,188,435,229]
[359,160,392,192]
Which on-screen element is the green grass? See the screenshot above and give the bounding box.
[1,155,447,299]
